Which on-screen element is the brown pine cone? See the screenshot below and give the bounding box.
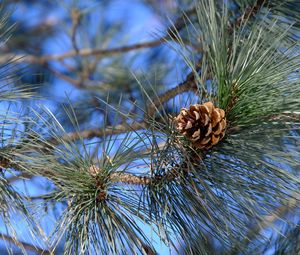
[175,102,226,149]
[0,157,10,169]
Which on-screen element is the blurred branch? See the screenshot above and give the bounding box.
[6,172,32,184]
[70,8,81,53]
[0,39,165,64]
[147,65,200,116]
[141,242,157,255]
[48,121,146,145]
[0,7,197,65]
[233,192,300,253]
[45,65,113,90]
[0,233,52,255]
[229,0,266,32]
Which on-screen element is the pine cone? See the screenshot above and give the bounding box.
[175,102,226,149]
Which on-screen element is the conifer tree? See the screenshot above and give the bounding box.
[0,0,299,254]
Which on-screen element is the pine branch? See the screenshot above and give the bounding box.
[1,2,298,254]
[0,233,52,255]
[79,0,295,199]
[44,65,109,89]
[147,67,200,116]
[6,172,32,184]
[0,40,163,64]
[48,121,146,145]
[37,0,270,147]
[0,7,197,66]
[70,8,81,54]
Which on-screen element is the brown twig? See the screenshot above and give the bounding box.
[0,233,52,255]
[70,8,81,54]
[0,40,164,65]
[110,172,151,185]
[0,7,197,66]
[6,172,32,184]
[45,65,111,90]
[147,69,199,116]
[48,121,146,145]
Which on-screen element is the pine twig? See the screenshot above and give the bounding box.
[6,172,32,184]
[0,233,52,255]
[0,40,165,65]
[0,8,197,65]
[147,69,199,116]
[48,121,146,145]
[70,8,81,54]
[110,172,151,185]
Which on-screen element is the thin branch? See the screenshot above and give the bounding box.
[45,65,112,90]
[232,192,300,253]
[0,39,164,65]
[90,161,188,186]
[110,172,151,185]
[70,8,81,54]
[0,7,197,66]
[6,172,32,184]
[147,69,199,116]
[0,233,52,255]
[48,121,146,145]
